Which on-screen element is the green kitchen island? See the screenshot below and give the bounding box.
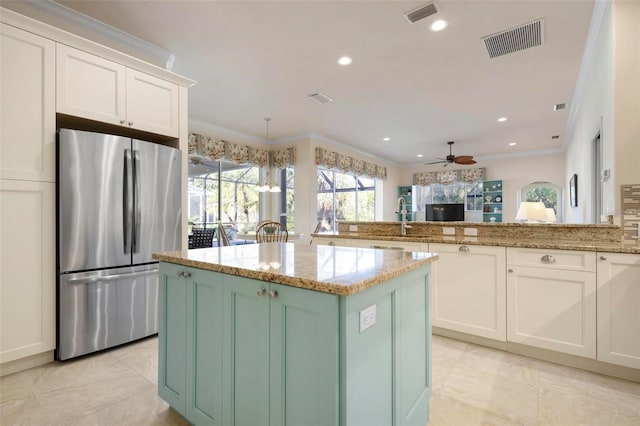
[153,242,437,426]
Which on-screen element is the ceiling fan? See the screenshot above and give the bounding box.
[424,141,477,166]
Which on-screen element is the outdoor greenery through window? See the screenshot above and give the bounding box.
[188,161,261,237]
[281,167,295,230]
[520,181,563,222]
[317,168,375,233]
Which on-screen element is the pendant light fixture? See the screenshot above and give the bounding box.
[258,118,281,193]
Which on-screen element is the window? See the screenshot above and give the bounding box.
[519,181,563,222]
[316,169,376,232]
[188,160,261,237]
[415,182,483,211]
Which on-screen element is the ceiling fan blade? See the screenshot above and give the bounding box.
[455,157,477,165]
[455,155,474,160]
[423,160,446,165]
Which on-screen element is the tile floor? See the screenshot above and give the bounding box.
[1,335,639,425]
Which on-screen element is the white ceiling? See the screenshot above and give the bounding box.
[8,0,595,165]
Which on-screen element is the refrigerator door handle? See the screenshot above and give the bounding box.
[133,150,142,254]
[66,269,158,285]
[123,149,133,254]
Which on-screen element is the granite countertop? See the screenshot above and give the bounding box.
[311,233,640,254]
[153,242,438,296]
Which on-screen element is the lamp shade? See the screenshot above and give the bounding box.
[545,208,557,223]
[515,202,548,222]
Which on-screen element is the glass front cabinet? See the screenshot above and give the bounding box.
[482,180,503,223]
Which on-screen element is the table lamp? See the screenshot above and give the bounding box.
[515,202,548,222]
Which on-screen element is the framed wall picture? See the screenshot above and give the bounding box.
[570,174,578,207]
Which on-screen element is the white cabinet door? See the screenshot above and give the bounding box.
[507,265,596,358]
[1,24,55,182]
[56,44,126,126]
[126,68,179,137]
[56,45,179,137]
[0,180,55,363]
[430,243,507,341]
[596,253,640,369]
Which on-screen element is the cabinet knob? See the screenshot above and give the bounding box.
[599,255,607,261]
[256,288,266,296]
[177,271,184,278]
[459,245,470,252]
[540,254,556,264]
[183,271,191,278]
[268,290,278,299]
[120,119,126,124]
[128,121,133,126]
[508,269,514,273]
[328,241,335,246]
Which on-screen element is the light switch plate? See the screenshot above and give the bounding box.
[349,225,358,231]
[442,227,455,235]
[464,228,478,236]
[359,304,376,333]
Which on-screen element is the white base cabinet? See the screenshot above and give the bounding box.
[430,243,506,341]
[507,248,597,359]
[596,253,640,369]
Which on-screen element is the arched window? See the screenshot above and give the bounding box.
[518,181,563,222]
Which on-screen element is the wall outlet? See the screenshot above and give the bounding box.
[359,304,376,333]
[464,228,478,236]
[349,225,358,232]
[442,227,455,235]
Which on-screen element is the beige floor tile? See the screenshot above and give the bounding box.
[94,387,189,426]
[428,393,518,426]
[33,371,154,423]
[457,344,540,387]
[439,365,539,425]
[0,395,43,426]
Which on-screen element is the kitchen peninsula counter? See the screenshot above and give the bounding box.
[154,242,436,426]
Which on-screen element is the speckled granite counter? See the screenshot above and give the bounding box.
[312,233,640,254]
[153,242,438,295]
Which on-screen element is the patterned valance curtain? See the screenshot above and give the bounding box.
[413,167,485,185]
[315,147,387,180]
[189,133,296,168]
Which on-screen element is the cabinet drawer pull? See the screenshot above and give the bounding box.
[600,255,607,261]
[120,119,126,124]
[459,245,470,252]
[182,271,191,278]
[256,288,266,296]
[328,241,335,246]
[508,269,514,273]
[268,290,278,299]
[128,121,134,126]
[540,255,556,264]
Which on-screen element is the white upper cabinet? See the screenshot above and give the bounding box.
[596,252,640,369]
[1,23,55,182]
[56,44,179,137]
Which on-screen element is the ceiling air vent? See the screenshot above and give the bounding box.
[553,103,567,111]
[482,19,544,59]
[308,92,333,104]
[404,2,438,24]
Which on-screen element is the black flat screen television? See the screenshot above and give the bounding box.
[425,203,464,221]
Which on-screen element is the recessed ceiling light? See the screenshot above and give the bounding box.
[497,117,508,122]
[430,19,448,32]
[509,142,517,146]
[383,137,390,141]
[337,56,352,66]
[417,154,423,158]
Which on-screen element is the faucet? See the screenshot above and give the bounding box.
[395,197,412,236]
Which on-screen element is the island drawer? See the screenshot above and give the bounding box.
[507,247,596,272]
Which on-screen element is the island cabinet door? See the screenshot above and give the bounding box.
[158,263,189,415]
[185,268,224,425]
[222,275,271,426]
[268,283,340,426]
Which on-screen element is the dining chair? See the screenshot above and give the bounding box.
[190,227,215,248]
[255,221,288,243]
[218,222,231,246]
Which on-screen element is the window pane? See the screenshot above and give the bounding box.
[336,191,356,221]
[357,189,375,221]
[317,192,334,232]
[335,172,356,189]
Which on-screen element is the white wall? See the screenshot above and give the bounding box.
[564,0,640,224]
[400,152,567,222]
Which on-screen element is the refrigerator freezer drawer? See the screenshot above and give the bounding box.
[58,265,159,360]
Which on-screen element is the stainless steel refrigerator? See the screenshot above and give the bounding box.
[57,129,182,360]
